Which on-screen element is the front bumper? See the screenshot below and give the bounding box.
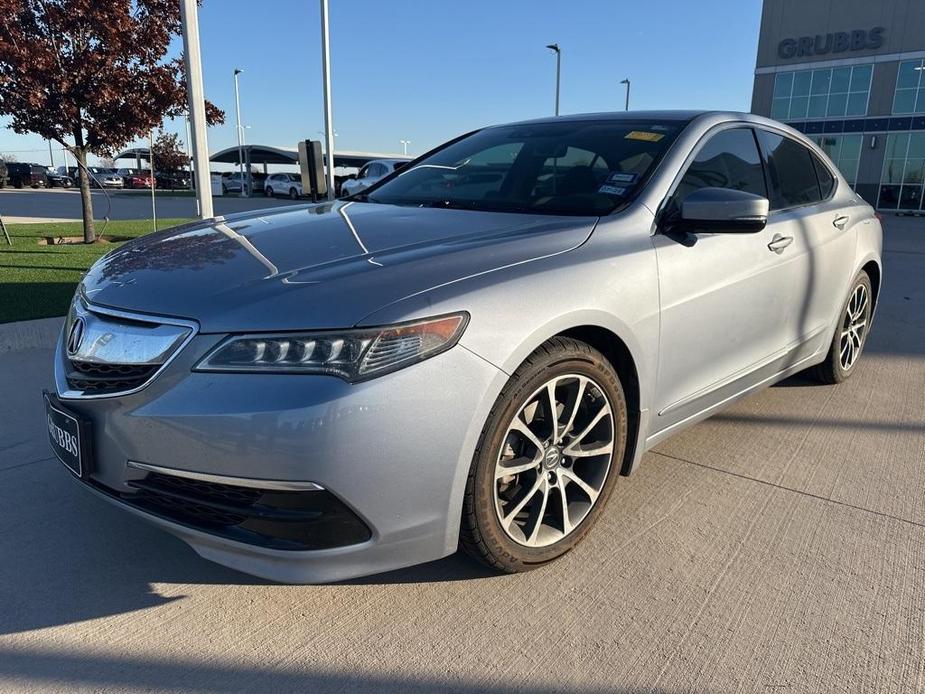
[54,327,505,583]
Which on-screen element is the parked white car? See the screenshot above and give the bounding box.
[264,173,303,199]
[340,159,408,197]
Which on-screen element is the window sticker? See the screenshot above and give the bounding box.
[598,184,627,195]
[607,172,637,184]
[625,130,665,142]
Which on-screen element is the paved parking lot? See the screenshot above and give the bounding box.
[0,188,304,222]
[0,218,922,693]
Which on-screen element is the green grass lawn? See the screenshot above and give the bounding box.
[0,219,192,324]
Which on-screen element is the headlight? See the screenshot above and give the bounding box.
[194,312,469,382]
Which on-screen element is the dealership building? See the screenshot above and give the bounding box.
[751,0,925,212]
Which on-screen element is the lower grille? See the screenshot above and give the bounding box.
[115,472,371,551]
[66,360,158,395]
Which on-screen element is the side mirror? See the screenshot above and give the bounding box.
[679,187,769,233]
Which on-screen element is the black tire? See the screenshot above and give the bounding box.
[460,337,627,573]
[265,187,273,198]
[807,270,873,384]
[221,184,228,195]
[289,187,299,200]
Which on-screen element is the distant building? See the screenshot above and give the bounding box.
[751,0,925,212]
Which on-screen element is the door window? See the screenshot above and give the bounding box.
[757,130,823,209]
[673,128,767,204]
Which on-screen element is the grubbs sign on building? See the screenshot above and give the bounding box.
[777,27,884,60]
[752,0,925,213]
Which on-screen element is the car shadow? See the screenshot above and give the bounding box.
[771,373,818,388]
[0,645,671,694]
[0,458,497,636]
[0,461,262,636]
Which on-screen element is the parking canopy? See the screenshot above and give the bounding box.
[208,145,411,169]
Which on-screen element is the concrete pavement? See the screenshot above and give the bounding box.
[0,218,922,693]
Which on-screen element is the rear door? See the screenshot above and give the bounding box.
[651,125,798,432]
[754,128,858,355]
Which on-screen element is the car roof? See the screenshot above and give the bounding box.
[490,110,788,131]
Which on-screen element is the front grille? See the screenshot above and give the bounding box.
[60,299,194,397]
[116,472,371,551]
[66,360,158,395]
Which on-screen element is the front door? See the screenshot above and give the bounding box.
[651,126,798,434]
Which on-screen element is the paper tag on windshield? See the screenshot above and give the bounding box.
[598,184,627,195]
[625,130,665,142]
[607,172,637,184]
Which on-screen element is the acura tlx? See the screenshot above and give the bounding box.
[45,111,881,583]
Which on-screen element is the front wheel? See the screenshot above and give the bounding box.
[289,187,299,200]
[265,187,274,198]
[808,271,873,384]
[460,337,627,573]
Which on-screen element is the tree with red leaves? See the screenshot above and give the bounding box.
[0,0,224,242]
[151,130,188,173]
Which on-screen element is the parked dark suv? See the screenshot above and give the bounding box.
[0,160,7,188]
[7,163,47,188]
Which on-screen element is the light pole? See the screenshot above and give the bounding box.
[184,113,198,215]
[546,43,561,116]
[400,139,411,156]
[180,0,213,219]
[620,78,631,111]
[233,68,247,197]
[320,0,336,201]
[149,130,157,233]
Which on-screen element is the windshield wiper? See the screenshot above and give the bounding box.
[415,199,473,210]
[345,192,383,204]
[417,199,543,215]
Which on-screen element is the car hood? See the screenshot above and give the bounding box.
[80,201,597,332]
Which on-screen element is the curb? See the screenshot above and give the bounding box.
[0,316,64,354]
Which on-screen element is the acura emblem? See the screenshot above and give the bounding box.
[66,317,85,357]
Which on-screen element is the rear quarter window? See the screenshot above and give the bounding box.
[812,154,836,199]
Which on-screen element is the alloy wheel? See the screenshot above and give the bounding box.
[493,373,614,548]
[839,282,870,371]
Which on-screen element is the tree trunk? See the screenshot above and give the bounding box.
[72,130,95,243]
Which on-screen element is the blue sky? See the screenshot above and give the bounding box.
[0,0,762,168]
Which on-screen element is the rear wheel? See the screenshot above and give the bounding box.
[460,337,627,573]
[808,271,873,384]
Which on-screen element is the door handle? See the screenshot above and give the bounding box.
[767,234,794,254]
[833,214,849,230]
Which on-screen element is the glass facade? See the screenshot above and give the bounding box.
[893,59,925,114]
[772,65,873,121]
[877,132,925,211]
[810,134,863,187]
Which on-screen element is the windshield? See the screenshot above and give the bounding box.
[359,119,684,216]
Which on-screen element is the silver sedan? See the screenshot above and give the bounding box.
[46,111,882,583]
